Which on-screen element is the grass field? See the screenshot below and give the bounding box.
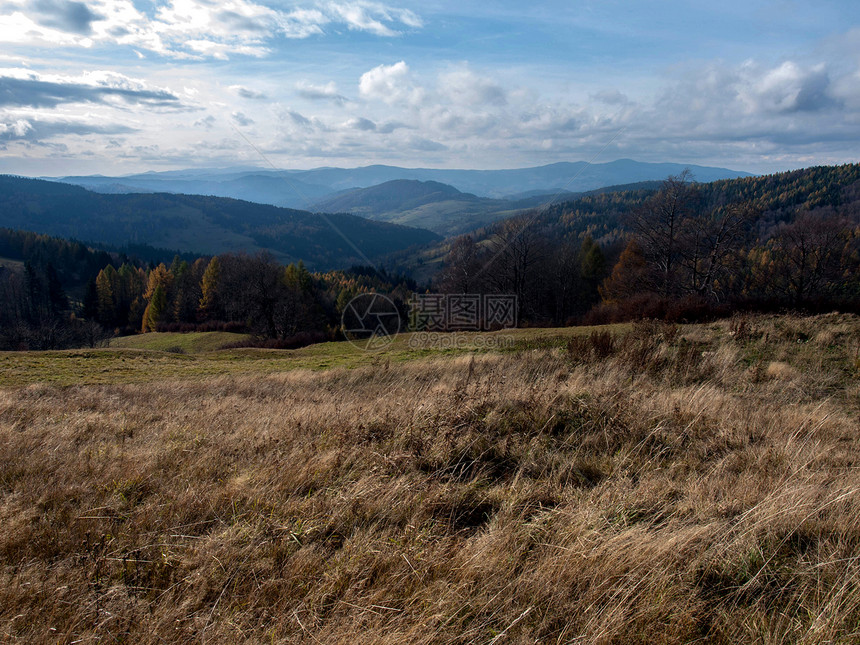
[0,325,632,387]
[1,314,858,643]
[108,331,253,353]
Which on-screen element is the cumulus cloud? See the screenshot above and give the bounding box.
[344,116,375,130]
[193,114,216,129]
[591,89,630,105]
[231,111,254,126]
[0,68,182,108]
[338,54,857,167]
[739,61,832,114]
[376,120,410,134]
[326,1,422,37]
[404,135,447,151]
[0,119,33,137]
[282,108,314,129]
[0,115,135,140]
[230,85,267,100]
[359,61,421,105]
[0,0,424,59]
[649,58,845,144]
[30,0,102,35]
[438,66,507,107]
[296,80,348,104]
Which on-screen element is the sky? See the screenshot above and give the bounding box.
[0,0,858,176]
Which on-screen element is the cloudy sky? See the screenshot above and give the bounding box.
[0,0,858,175]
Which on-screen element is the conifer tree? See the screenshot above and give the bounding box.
[199,256,222,319]
[141,284,167,332]
[95,267,116,325]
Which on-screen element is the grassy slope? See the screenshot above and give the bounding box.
[1,314,859,644]
[108,331,252,353]
[0,325,631,387]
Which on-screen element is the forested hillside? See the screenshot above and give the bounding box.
[0,176,439,269]
[2,164,858,351]
[0,225,415,350]
[416,164,860,323]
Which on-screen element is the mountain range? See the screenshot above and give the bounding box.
[310,179,666,235]
[52,159,751,208]
[0,175,439,270]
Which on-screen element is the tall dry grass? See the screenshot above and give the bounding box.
[0,313,858,643]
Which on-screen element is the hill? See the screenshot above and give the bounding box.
[312,179,479,214]
[311,179,672,236]
[0,176,440,270]
[393,163,860,284]
[310,179,511,235]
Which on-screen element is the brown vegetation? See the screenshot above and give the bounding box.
[1,314,859,643]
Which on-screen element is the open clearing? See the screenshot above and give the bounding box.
[107,331,252,354]
[1,314,858,643]
[0,324,630,387]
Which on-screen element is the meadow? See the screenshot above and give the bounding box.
[0,314,858,643]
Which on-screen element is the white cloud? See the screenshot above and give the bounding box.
[229,85,267,100]
[231,111,254,126]
[0,0,424,59]
[359,61,422,105]
[296,80,348,103]
[0,112,135,141]
[193,114,215,129]
[344,116,375,130]
[438,66,507,107]
[0,67,183,108]
[326,1,419,37]
[738,61,832,114]
[30,0,103,35]
[591,89,630,105]
[0,119,33,137]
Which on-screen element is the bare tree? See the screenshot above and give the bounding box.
[628,170,696,297]
[483,213,546,317]
[678,203,753,301]
[436,235,485,293]
[770,210,849,305]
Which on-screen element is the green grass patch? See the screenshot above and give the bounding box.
[109,331,251,353]
[0,326,632,387]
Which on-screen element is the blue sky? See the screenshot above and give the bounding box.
[0,0,858,175]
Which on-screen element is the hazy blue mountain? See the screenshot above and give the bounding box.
[0,175,439,269]
[387,164,860,284]
[313,179,480,213]
[288,159,751,196]
[308,179,674,236]
[51,159,752,207]
[58,171,332,209]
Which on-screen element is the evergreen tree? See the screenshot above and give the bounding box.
[141,284,167,332]
[95,267,116,325]
[199,256,222,319]
[45,263,68,315]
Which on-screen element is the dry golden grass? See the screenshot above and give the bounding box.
[0,314,858,643]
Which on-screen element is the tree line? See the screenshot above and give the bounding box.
[0,228,416,350]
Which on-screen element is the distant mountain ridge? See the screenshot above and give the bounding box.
[307,178,671,235]
[0,175,439,270]
[50,159,752,209]
[314,179,479,213]
[389,163,860,284]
